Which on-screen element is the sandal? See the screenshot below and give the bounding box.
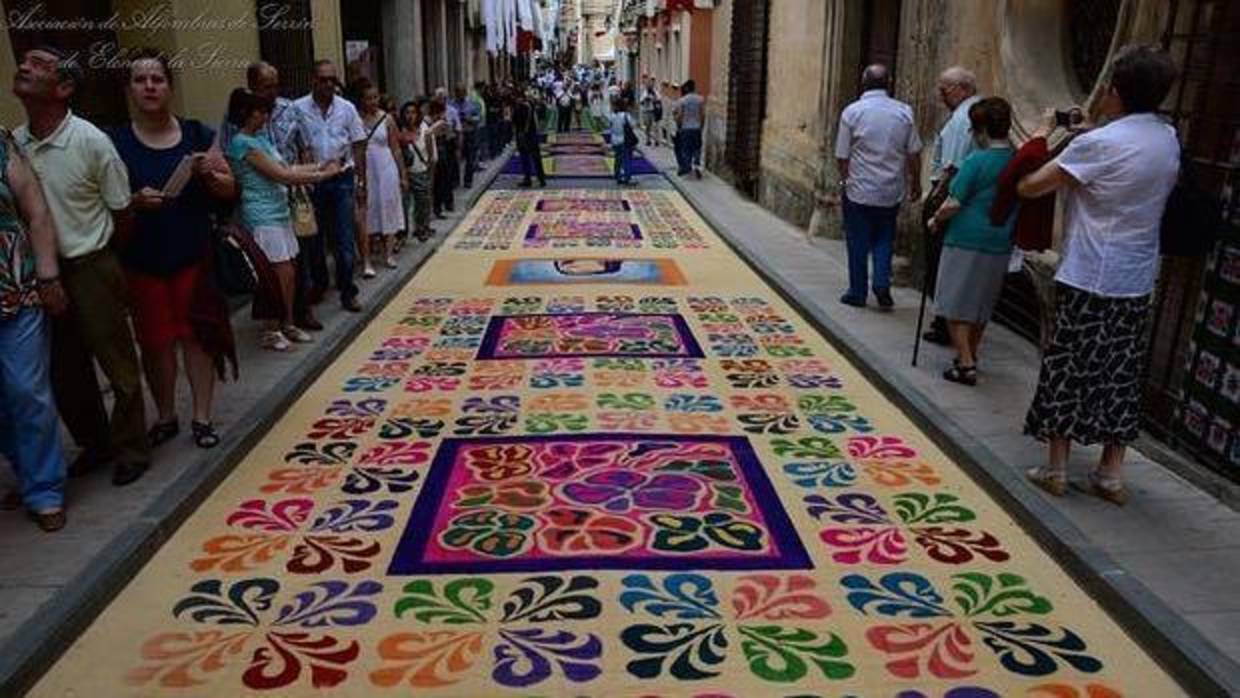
[262,330,292,352]
[148,418,180,447]
[191,420,220,449]
[1025,466,1067,497]
[942,364,977,386]
[1086,470,1129,506]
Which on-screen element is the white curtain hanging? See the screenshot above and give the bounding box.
[483,0,500,55]
[504,0,518,55]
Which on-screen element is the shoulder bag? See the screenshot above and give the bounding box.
[290,184,317,238]
[623,114,639,150]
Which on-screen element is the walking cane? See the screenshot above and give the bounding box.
[912,171,953,367]
[912,264,930,367]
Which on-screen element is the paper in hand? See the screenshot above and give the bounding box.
[162,155,194,198]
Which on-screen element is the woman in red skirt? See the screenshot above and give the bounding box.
[109,50,236,449]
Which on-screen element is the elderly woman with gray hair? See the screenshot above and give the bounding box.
[926,97,1016,386]
[1017,45,1181,506]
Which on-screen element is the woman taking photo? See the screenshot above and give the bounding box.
[1018,46,1181,505]
[398,98,436,242]
[926,97,1016,386]
[225,88,340,352]
[109,50,236,450]
[357,79,407,269]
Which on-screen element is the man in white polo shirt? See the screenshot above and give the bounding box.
[834,64,923,309]
[13,46,151,486]
[293,59,368,313]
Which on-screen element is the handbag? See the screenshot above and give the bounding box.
[289,185,317,238]
[212,223,258,297]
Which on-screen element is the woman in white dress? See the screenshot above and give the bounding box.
[588,83,604,131]
[358,81,407,271]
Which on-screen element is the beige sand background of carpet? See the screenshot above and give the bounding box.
[31,190,1184,697]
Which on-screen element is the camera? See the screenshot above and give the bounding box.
[1055,108,1084,128]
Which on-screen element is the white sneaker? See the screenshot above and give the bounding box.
[282,326,313,343]
[261,330,292,352]
[384,255,398,269]
[363,265,377,279]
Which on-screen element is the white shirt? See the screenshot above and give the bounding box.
[14,112,131,259]
[931,94,981,177]
[408,121,434,175]
[1054,113,1180,298]
[292,94,366,166]
[834,90,922,207]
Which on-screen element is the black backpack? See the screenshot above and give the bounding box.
[1160,162,1223,257]
[622,115,639,149]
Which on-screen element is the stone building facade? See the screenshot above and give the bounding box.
[0,0,493,128]
[690,0,1174,237]
[666,0,1239,477]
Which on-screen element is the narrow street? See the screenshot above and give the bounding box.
[30,134,1182,696]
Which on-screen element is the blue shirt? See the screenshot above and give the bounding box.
[609,112,633,146]
[945,146,1015,255]
[932,95,981,177]
[227,133,291,229]
[457,97,482,130]
[109,119,215,277]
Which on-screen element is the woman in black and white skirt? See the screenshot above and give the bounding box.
[926,97,1017,386]
[1014,46,1181,505]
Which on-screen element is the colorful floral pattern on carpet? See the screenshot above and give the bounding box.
[476,312,705,360]
[525,221,643,246]
[535,198,632,212]
[454,190,708,250]
[30,186,1183,697]
[485,258,688,286]
[388,434,811,574]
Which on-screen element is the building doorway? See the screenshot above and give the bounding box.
[258,0,315,99]
[724,0,770,199]
[1156,0,1240,480]
[341,0,385,92]
[860,0,901,86]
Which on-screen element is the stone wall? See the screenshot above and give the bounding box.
[696,0,1167,269]
[704,0,732,179]
[755,0,829,225]
[892,0,1168,281]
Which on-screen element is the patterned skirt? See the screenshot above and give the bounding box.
[1024,283,1152,445]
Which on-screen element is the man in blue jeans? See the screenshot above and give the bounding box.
[610,99,635,185]
[673,79,705,177]
[833,64,922,309]
[0,124,70,531]
[293,60,367,312]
